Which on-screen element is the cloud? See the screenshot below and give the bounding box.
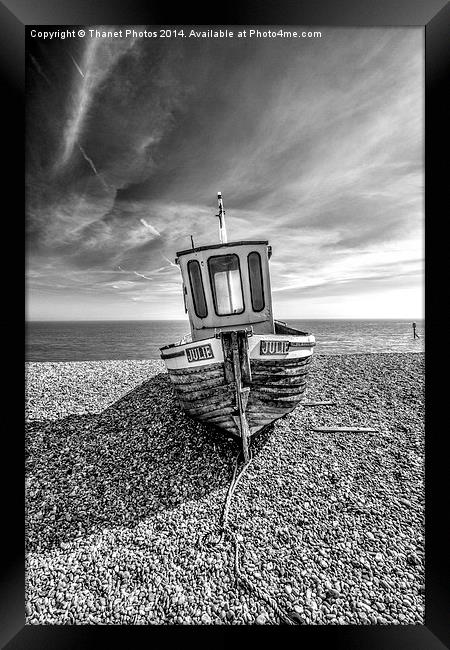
[59,35,137,166]
[139,219,160,236]
[29,53,52,86]
[26,29,424,319]
[68,53,85,78]
[77,144,110,190]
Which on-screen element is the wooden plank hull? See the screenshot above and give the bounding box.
[162,332,314,438]
[246,356,311,433]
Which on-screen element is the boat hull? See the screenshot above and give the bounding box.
[161,329,315,437]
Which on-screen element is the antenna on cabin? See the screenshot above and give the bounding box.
[190,234,195,249]
[216,192,228,244]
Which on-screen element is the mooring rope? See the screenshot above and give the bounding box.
[202,450,299,625]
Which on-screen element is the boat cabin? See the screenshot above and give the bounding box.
[176,240,275,342]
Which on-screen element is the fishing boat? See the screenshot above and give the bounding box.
[160,193,315,460]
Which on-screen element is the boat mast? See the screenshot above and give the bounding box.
[216,192,234,312]
[216,192,228,244]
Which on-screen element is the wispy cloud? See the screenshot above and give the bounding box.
[69,52,85,78]
[29,53,52,86]
[139,219,160,237]
[26,29,424,319]
[59,35,137,167]
[77,144,110,190]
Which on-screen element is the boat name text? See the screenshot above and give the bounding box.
[260,340,290,355]
[186,344,214,363]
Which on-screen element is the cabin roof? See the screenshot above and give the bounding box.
[176,240,269,258]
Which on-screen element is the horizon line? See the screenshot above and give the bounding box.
[26,317,425,323]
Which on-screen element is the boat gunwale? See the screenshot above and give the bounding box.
[160,327,315,352]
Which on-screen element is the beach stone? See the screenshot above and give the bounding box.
[256,613,268,625]
[25,354,424,626]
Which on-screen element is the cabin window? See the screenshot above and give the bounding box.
[187,260,208,318]
[248,252,265,312]
[208,254,244,316]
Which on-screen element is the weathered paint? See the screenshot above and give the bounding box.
[176,242,274,341]
[163,339,313,438]
[162,333,315,370]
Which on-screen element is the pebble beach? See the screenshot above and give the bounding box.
[25,352,424,625]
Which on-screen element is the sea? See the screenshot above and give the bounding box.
[26,319,425,363]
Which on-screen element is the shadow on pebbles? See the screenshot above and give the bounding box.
[25,354,424,625]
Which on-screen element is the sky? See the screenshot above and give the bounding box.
[26,27,424,321]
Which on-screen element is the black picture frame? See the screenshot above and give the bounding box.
[5,0,449,648]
